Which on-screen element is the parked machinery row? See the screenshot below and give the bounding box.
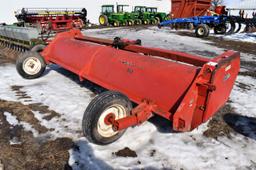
[99,5,169,27]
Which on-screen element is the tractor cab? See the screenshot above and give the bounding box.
[117,5,129,13]
[146,7,158,20]
[146,7,158,13]
[133,6,147,13]
[101,5,114,15]
[99,4,130,27]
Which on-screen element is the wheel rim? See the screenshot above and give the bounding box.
[99,16,105,25]
[198,27,205,35]
[97,104,127,138]
[22,57,42,75]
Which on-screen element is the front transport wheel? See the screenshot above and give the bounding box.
[82,91,132,145]
[16,51,46,79]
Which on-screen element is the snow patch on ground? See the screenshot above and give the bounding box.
[214,32,256,44]
[84,27,225,58]
[4,111,39,137]
[231,75,256,117]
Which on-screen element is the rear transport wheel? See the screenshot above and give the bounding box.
[82,91,132,145]
[16,51,46,79]
[195,24,210,38]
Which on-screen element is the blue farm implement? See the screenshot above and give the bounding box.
[160,2,256,37]
[159,15,238,37]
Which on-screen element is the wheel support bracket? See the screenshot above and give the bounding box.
[105,100,156,131]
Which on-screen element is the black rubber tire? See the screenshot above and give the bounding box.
[214,24,227,34]
[127,20,134,26]
[195,24,210,38]
[122,21,128,26]
[155,17,160,24]
[151,19,157,25]
[31,44,46,53]
[235,22,242,33]
[225,18,236,35]
[135,19,142,25]
[143,20,149,25]
[99,15,108,26]
[16,51,46,79]
[82,91,132,145]
[113,20,120,27]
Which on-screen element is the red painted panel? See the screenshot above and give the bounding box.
[43,31,199,113]
[171,0,212,18]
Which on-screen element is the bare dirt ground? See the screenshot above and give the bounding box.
[0,98,73,170]
[0,27,255,169]
[0,54,73,169]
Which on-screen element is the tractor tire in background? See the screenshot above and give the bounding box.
[16,51,46,79]
[195,24,210,38]
[122,21,128,26]
[82,91,132,145]
[113,20,120,27]
[151,19,158,25]
[135,19,142,25]
[155,17,161,24]
[99,15,109,26]
[143,19,150,25]
[127,20,134,26]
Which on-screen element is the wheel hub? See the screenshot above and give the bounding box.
[97,104,126,138]
[22,57,42,75]
[99,16,105,25]
[198,28,205,35]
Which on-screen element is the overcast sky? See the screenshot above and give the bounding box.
[0,0,253,24]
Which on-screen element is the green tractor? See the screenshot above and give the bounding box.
[132,6,150,25]
[146,7,169,23]
[99,5,133,27]
[132,6,159,25]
